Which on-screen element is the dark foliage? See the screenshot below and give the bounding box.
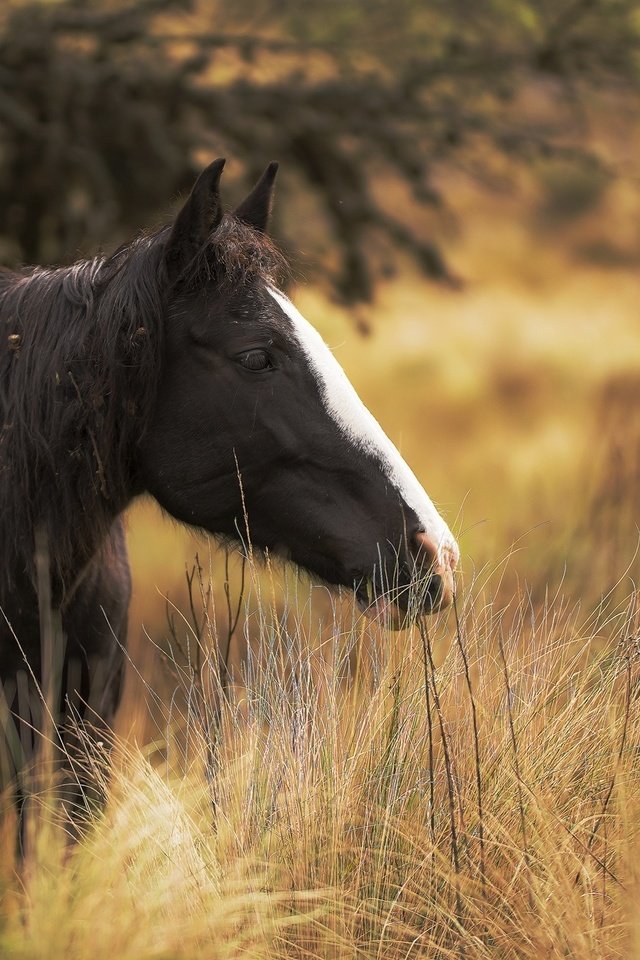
[1,0,639,304]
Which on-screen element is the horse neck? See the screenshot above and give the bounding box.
[0,252,162,596]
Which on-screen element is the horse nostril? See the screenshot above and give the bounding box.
[412,529,458,574]
[411,530,441,572]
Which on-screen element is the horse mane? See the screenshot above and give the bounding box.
[0,214,285,594]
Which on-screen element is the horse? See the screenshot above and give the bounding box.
[0,158,459,809]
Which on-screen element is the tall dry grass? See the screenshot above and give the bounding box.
[2,550,639,959]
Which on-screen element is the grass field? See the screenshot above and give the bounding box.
[2,165,640,958]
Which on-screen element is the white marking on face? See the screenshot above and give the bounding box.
[268,287,459,567]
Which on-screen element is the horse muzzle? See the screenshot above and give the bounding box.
[412,529,457,612]
[356,529,458,628]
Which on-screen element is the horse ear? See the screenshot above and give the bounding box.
[165,158,226,280]
[234,162,279,234]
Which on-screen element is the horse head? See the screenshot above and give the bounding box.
[139,160,459,624]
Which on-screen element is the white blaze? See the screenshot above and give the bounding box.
[268,288,459,567]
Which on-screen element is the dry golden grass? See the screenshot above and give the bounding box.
[2,561,639,959]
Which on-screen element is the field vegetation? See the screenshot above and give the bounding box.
[2,30,640,956]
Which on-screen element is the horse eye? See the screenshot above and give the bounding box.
[238,349,272,372]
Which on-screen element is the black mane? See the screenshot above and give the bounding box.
[0,214,285,594]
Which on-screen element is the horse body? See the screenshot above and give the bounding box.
[0,159,458,797]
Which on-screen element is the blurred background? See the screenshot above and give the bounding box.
[2,0,640,730]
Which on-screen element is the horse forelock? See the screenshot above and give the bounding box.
[167,214,288,292]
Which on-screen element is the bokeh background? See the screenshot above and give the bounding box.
[3,0,640,732]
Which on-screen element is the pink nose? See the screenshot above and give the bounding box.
[411,530,457,612]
